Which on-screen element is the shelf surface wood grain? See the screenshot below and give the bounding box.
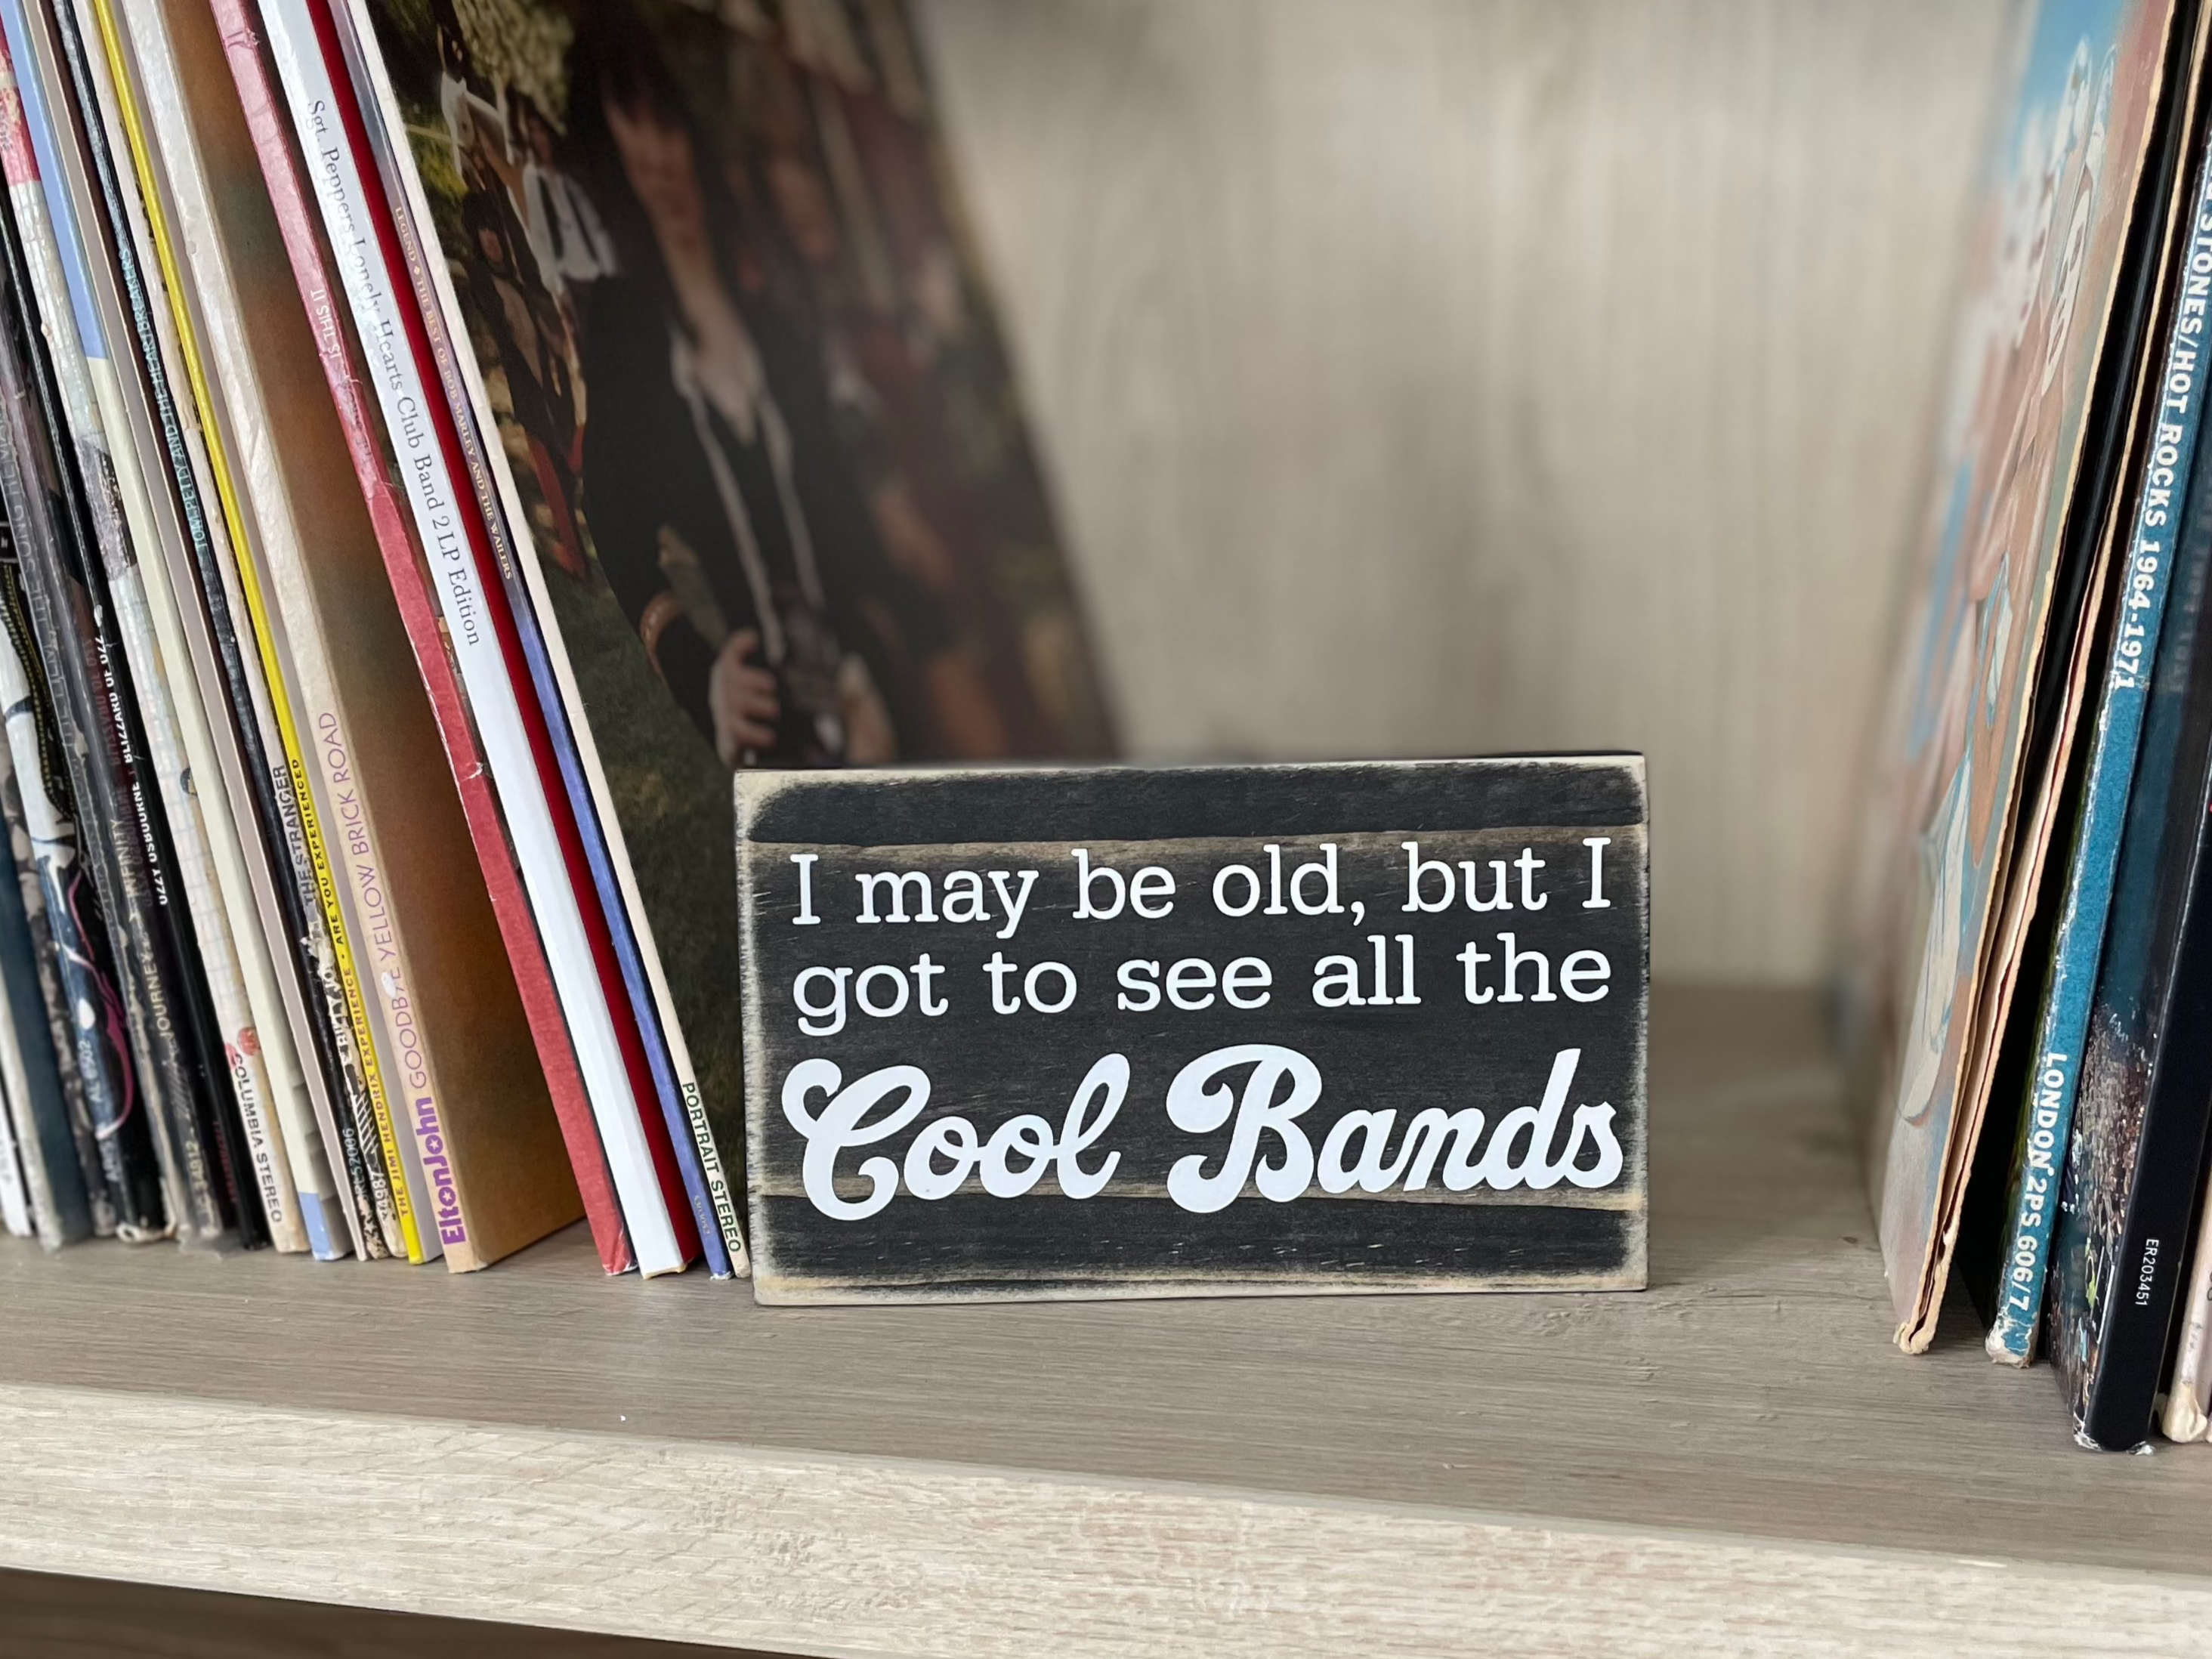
[4,986,2210,1657]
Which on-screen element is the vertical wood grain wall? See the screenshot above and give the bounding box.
[916,0,2013,983]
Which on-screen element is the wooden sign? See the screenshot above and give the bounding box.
[735,758,1647,1303]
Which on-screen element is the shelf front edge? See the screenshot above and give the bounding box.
[4,1379,2209,1658]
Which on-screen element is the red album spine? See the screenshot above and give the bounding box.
[208,0,632,1274]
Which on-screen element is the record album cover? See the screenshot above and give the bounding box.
[1851,0,2181,1349]
[339,0,1113,1257]
[1980,37,2212,1361]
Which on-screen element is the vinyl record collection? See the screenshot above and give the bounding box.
[1853,0,2212,1450]
[0,0,1109,1277]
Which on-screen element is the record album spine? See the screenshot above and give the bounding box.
[81,0,426,1259]
[36,0,272,1250]
[26,0,303,1250]
[76,0,314,1250]
[49,0,394,1259]
[0,597,113,1238]
[10,0,257,1248]
[173,332,394,1259]
[0,544,158,1236]
[1988,130,2212,1364]
[212,0,634,1274]
[0,517,92,1251]
[332,0,734,1277]
[2161,1159,2212,1438]
[2081,799,2212,1448]
[2052,154,2212,1444]
[178,447,394,1259]
[105,0,351,1260]
[2,2,246,1250]
[0,661,89,1247]
[260,0,687,1272]
[0,878,86,1247]
[0,86,196,1240]
[21,870,113,1237]
[119,0,466,1265]
[0,712,107,1235]
[276,0,690,1274]
[0,1012,29,1236]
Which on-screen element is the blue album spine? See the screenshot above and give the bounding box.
[1987,148,2212,1364]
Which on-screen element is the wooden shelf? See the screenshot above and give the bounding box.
[4,985,2209,1656]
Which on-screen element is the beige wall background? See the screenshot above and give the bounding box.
[916,0,2015,984]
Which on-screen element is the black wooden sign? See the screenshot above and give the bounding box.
[735,758,1647,1303]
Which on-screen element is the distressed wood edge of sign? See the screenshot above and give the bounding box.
[737,753,1651,786]
[732,752,1651,836]
[737,790,777,1295]
[749,1254,1650,1305]
[5,1376,2207,1659]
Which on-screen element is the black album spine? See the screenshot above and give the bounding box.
[0,105,228,1242]
[0,508,107,1234]
[0,530,154,1232]
[2084,797,2212,1447]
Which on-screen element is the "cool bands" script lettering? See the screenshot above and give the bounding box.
[779,1046,1624,1220]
